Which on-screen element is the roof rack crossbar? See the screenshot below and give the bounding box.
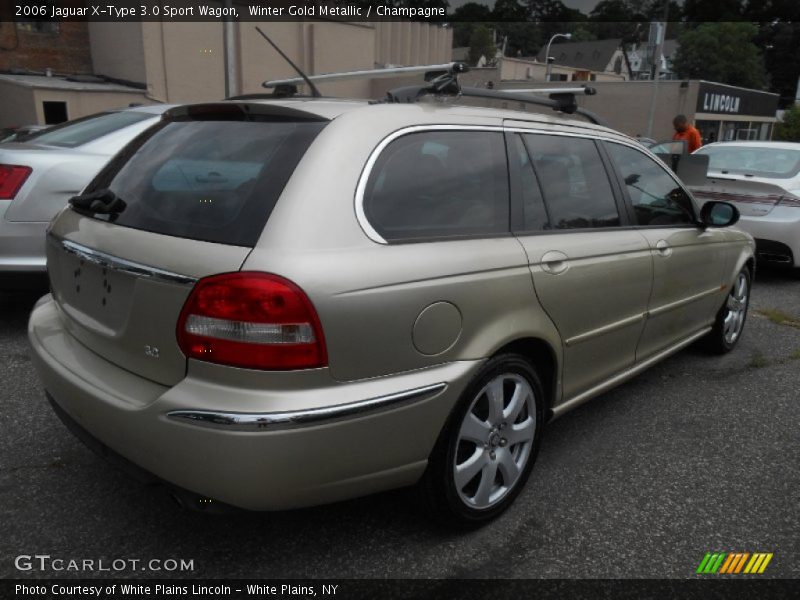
[496,87,598,96]
[456,87,608,126]
[256,55,607,127]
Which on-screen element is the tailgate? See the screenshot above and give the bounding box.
[47,209,250,386]
[44,104,328,386]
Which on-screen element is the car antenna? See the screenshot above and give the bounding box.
[254,26,322,98]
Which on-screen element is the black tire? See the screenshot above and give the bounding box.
[702,265,752,354]
[421,353,545,528]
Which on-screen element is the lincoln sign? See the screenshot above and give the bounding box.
[696,82,779,117]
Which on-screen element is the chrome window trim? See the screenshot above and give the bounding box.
[48,233,197,286]
[167,382,447,431]
[354,124,642,245]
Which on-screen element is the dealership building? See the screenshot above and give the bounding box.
[499,79,780,143]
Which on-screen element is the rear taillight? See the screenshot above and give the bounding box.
[177,272,327,370]
[777,193,800,208]
[0,164,32,200]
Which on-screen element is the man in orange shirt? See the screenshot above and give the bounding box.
[672,114,703,153]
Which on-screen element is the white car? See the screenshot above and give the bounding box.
[691,141,800,269]
[0,105,171,284]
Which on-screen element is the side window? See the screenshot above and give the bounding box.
[606,143,696,226]
[523,134,620,229]
[510,134,549,231]
[364,131,509,241]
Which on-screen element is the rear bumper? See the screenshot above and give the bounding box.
[28,296,480,511]
[735,209,800,268]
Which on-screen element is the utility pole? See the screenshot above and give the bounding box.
[645,0,670,138]
[223,0,238,98]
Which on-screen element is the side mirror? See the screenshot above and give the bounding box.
[700,201,740,228]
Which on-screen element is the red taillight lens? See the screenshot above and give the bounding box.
[177,272,327,370]
[0,164,32,200]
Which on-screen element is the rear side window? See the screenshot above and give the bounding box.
[606,143,696,226]
[522,134,619,229]
[364,131,509,242]
[28,111,154,148]
[87,116,326,246]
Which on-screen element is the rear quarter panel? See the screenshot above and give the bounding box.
[242,106,564,388]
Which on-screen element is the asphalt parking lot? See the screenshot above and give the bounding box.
[1,269,798,580]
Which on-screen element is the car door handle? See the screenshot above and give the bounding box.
[655,240,673,257]
[541,250,569,274]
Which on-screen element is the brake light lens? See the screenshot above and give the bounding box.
[177,272,327,370]
[777,193,800,208]
[0,164,32,200]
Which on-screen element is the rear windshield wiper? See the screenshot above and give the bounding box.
[69,188,127,215]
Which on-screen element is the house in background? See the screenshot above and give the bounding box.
[533,39,632,81]
[628,39,679,80]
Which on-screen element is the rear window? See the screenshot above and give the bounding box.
[85,115,326,246]
[28,111,154,148]
[696,145,800,179]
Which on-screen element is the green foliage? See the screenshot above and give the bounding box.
[468,25,497,66]
[774,104,800,142]
[755,21,800,107]
[682,0,742,21]
[569,24,597,43]
[671,22,766,89]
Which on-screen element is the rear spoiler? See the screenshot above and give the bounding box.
[163,103,329,122]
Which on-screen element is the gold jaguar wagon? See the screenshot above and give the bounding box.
[28,72,753,525]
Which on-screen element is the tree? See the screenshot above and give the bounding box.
[569,23,598,43]
[753,21,800,108]
[671,22,766,89]
[468,25,497,66]
[682,0,742,22]
[493,0,527,21]
[450,3,493,49]
[493,22,541,57]
[774,104,800,141]
[588,0,646,41]
[526,0,586,53]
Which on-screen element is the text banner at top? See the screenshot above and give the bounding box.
[13,0,453,22]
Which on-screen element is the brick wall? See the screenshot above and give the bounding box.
[0,17,92,75]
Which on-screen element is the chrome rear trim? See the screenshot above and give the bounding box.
[167,382,447,431]
[48,234,197,286]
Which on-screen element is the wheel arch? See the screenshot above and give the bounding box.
[491,337,559,420]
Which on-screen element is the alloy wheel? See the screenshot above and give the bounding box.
[453,373,536,510]
[723,272,749,345]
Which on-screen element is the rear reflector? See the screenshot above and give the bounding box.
[177,272,327,370]
[0,164,32,200]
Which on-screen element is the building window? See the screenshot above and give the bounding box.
[42,101,68,125]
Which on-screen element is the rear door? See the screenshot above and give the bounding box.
[46,104,327,386]
[508,131,653,400]
[603,141,728,361]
